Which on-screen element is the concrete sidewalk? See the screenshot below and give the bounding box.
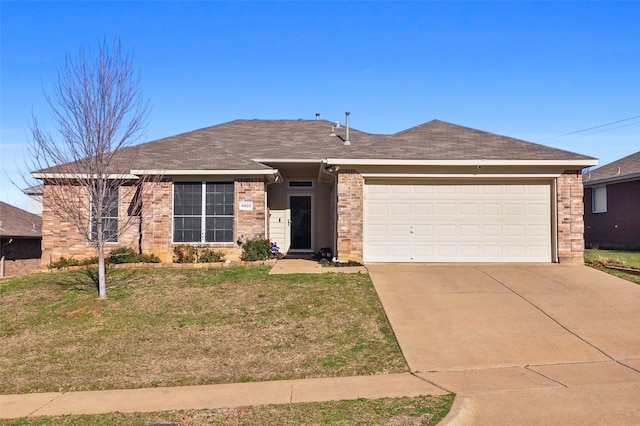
[269,258,367,274]
[0,373,446,419]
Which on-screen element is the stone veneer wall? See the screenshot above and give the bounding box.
[557,170,585,264]
[41,183,139,265]
[336,169,364,262]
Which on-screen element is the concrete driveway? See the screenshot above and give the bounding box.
[368,264,640,425]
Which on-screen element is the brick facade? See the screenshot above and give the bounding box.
[584,179,640,250]
[556,170,586,264]
[42,179,269,264]
[336,169,364,262]
[140,180,173,262]
[42,183,146,265]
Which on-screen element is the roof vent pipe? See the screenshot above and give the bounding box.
[344,112,351,145]
[316,113,320,120]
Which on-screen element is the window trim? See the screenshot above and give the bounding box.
[89,186,119,243]
[592,185,607,213]
[172,181,235,244]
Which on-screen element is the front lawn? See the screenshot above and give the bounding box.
[584,249,640,285]
[0,266,407,394]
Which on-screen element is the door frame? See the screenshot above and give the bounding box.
[287,193,314,253]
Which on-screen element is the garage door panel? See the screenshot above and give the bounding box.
[364,182,552,263]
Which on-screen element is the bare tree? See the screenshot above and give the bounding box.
[29,39,153,300]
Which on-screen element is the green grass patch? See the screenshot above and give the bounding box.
[584,249,640,285]
[0,266,407,394]
[0,394,455,425]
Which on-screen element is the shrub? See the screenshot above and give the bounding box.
[138,252,161,263]
[108,247,138,264]
[109,247,161,264]
[240,238,271,261]
[198,248,225,263]
[48,256,80,269]
[173,244,196,263]
[48,256,99,269]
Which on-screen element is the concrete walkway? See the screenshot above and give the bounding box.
[0,373,445,419]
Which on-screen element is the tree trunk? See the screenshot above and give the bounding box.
[97,246,107,300]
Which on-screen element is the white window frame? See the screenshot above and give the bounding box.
[173,181,234,243]
[90,186,119,243]
[592,185,607,213]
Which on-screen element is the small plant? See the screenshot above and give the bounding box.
[138,252,161,263]
[240,238,271,261]
[198,248,225,263]
[108,247,161,264]
[108,247,138,264]
[173,244,196,263]
[48,256,80,269]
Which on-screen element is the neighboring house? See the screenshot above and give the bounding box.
[0,201,43,277]
[22,185,43,216]
[32,117,597,265]
[583,151,640,250]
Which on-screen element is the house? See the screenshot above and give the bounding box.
[32,117,597,265]
[583,150,640,250]
[22,185,43,216]
[0,201,43,277]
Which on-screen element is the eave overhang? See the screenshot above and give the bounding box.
[323,158,599,167]
[583,172,640,187]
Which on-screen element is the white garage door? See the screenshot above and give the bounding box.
[364,182,552,262]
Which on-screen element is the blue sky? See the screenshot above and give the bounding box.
[2,1,639,209]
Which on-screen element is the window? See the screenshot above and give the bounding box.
[592,186,607,213]
[90,187,119,243]
[173,182,234,243]
[288,180,313,188]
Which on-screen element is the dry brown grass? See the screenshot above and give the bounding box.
[0,266,407,394]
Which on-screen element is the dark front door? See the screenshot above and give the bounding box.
[290,195,312,250]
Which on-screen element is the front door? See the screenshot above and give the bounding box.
[289,195,312,251]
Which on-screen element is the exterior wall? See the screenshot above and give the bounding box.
[41,183,140,265]
[266,170,333,255]
[140,180,173,262]
[584,179,640,250]
[557,171,586,264]
[336,169,364,262]
[1,237,42,277]
[140,179,268,262]
[235,179,267,258]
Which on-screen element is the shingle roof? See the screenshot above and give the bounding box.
[583,150,640,185]
[34,119,595,175]
[353,120,594,161]
[0,202,42,238]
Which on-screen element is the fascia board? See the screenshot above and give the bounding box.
[360,173,562,179]
[31,172,139,180]
[583,172,640,187]
[251,159,321,164]
[130,169,279,176]
[324,158,599,167]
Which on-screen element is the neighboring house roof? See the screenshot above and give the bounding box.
[33,119,597,177]
[22,184,43,195]
[583,150,640,186]
[0,201,42,238]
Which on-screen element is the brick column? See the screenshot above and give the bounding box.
[336,169,364,262]
[140,180,173,262]
[557,170,585,264]
[235,179,266,240]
